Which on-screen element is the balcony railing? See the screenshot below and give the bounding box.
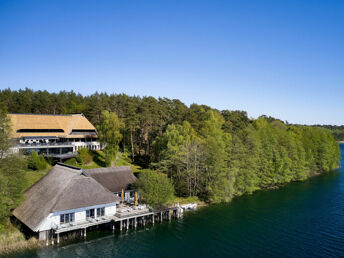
[16,142,73,147]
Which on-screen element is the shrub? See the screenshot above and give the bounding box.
[64,158,79,166]
[134,170,174,208]
[27,151,47,170]
[76,148,92,165]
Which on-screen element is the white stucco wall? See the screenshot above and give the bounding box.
[36,202,117,232]
[105,205,116,216]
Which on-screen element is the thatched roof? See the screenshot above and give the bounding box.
[8,113,96,138]
[13,164,119,231]
[86,166,137,193]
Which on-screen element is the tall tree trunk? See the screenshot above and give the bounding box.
[187,148,191,197]
[130,128,135,162]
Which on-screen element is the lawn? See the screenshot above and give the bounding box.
[24,166,51,189]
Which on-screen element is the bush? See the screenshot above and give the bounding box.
[64,158,79,167]
[27,151,47,170]
[76,148,93,165]
[134,170,174,208]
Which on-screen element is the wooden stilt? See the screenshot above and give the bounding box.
[57,233,60,244]
[127,219,129,230]
[120,220,123,231]
[46,231,49,246]
[84,228,87,239]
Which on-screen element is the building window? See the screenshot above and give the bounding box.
[60,213,75,224]
[86,209,95,218]
[97,207,105,217]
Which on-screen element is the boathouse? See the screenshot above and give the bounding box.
[13,163,120,240]
[8,113,101,159]
[13,164,182,243]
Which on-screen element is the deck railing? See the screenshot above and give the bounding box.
[16,142,73,147]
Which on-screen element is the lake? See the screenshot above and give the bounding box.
[12,144,344,257]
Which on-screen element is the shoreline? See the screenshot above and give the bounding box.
[0,223,44,255]
[1,168,338,255]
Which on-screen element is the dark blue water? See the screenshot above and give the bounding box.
[16,144,344,257]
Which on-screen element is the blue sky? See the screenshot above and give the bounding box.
[0,0,343,125]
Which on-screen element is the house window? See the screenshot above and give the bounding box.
[97,207,105,217]
[86,209,95,218]
[60,213,75,224]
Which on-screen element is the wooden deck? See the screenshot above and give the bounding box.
[50,205,183,245]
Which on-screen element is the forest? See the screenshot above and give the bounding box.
[0,88,341,205]
[311,125,344,141]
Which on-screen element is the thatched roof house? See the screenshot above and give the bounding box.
[13,163,120,233]
[8,113,101,156]
[86,166,137,193]
[8,113,97,139]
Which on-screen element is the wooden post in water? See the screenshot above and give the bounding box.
[120,220,123,231]
[134,217,137,229]
[46,231,49,246]
[57,233,60,244]
[84,228,87,239]
[127,219,129,230]
[134,192,138,206]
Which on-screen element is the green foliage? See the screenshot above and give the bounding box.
[311,124,344,141]
[0,89,341,204]
[97,110,124,166]
[64,158,79,167]
[153,121,205,197]
[135,170,174,208]
[0,155,27,230]
[0,108,12,158]
[0,111,27,230]
[27,151,47,170]
[76,148,92,165]
[154,113,340,203]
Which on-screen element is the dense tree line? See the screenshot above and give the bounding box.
[0,88,340,204]
[311,125,344,141]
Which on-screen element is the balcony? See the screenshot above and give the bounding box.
[16,142,73,148]
[54,216,113,234]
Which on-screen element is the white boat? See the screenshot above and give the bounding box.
[181,203,198,210]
